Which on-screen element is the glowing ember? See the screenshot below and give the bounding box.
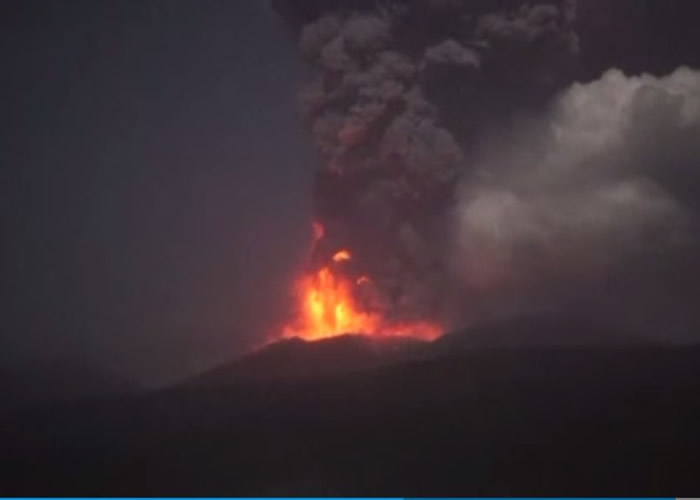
[332,249,351,262]
[282,226,442,342]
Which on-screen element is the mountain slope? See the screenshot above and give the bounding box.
[189,314,658,387]
[188,334,428,386]
[3,344,700,495]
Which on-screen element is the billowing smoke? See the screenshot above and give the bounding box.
[272,0,579,327]
[454,67,700,327]
[272,0,700,339]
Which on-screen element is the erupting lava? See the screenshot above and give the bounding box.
[282,223,443,342]
[331,249,351,262]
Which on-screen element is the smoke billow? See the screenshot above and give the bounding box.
[272,0,700,338]
[454,67,700,326]
[273,0,578,327]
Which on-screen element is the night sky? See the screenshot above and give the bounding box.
[4,0,700,386]
[1,0,312,383]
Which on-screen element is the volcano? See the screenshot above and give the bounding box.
[280,231,443,343]
[3,314,700,496]
[191,313,655,387]
[189,333,428,385]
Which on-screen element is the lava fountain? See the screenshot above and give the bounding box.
[281,222,443,342]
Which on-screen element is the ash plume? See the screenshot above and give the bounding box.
[271,0,700,340]
[453,67,700,335]
[272,0,579,326]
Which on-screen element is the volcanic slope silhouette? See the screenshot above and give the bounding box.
[190,313,655,386]
[189,333,428,385]
[2,315,699,496]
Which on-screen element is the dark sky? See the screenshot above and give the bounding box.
[1,0,313,383]
[4,0,700,386]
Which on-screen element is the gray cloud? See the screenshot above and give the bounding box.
[453,67,700,333]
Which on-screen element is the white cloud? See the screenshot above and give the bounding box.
[454,67,700,293]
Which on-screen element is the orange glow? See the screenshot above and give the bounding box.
[283,265,380,341]
[283,249,442,342]
[312,220,324,246]
[332,249,351,262]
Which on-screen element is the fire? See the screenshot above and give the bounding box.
[282,227,442,342]
[332,249,351,262]
[283,264,382,341]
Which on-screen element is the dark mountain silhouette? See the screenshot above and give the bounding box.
[191,314,652,387]
[189,333,427,385]
[2,317,699,495]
